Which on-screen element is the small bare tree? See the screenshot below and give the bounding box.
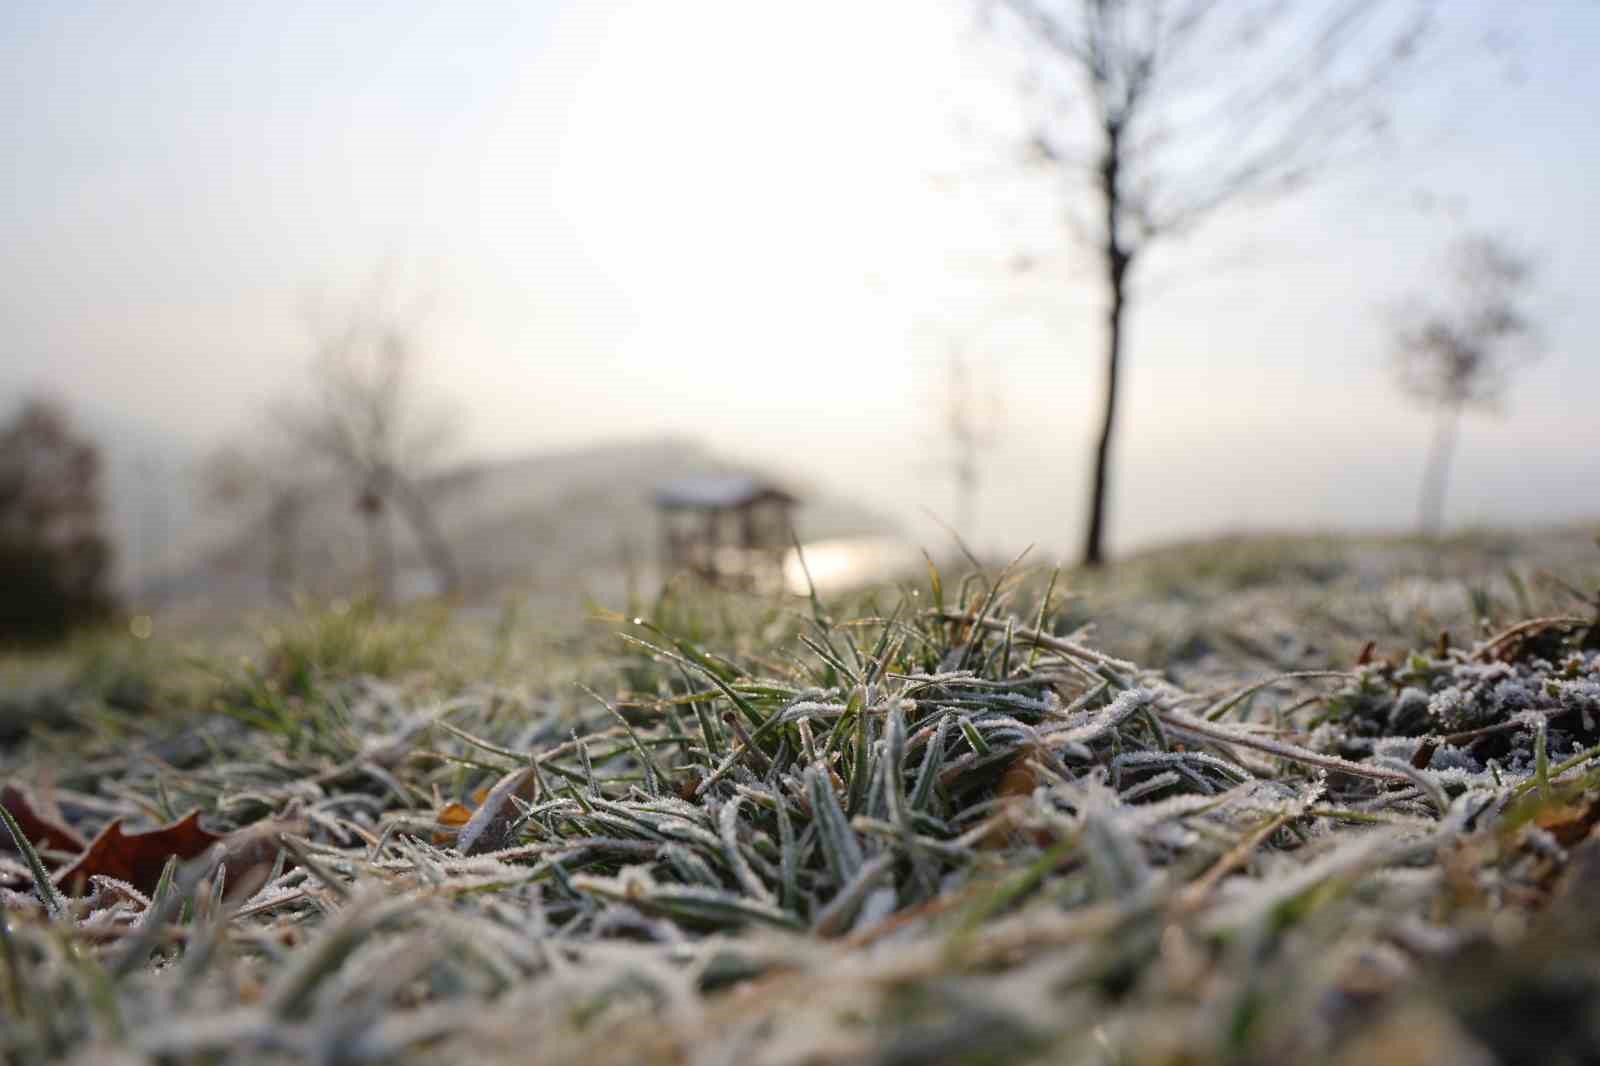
[988,0,1436,566]
[205,280,462,604]
[916,297,1014,554]
[279,291,462,601]
[1390,234,1538,538]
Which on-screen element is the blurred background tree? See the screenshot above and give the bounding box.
[989,0,1436,566]
[205,275,464,604]
[280,288,462,601]
[1390,234,1539,539]
[0,398,118,644]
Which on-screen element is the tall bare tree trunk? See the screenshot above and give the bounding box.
[1085,267,1127,569]
[1084,124,1132,569]
[1418,407,1460,540]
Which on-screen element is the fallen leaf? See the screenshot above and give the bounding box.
[437,802,473,827]
[458,767,539,856]
[53,810,224,898]
[0,785,86,856]
[1534,797,1600,848]
[983,753,1050,848]
[215,816,305,901]
[997,755,1038,801]
[431,801,474,845]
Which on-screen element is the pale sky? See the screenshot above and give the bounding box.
[3,0,1598,562]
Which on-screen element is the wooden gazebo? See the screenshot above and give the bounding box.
[654,474,797,588]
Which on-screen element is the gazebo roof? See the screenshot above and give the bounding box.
[653,473,798,511]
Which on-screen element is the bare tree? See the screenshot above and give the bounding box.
[279,289,462,601]
[988,0,1434,566]
[1390,233,1538,538]
[204,280,462,604]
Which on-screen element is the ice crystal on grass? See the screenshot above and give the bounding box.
[1321,622,1600,781]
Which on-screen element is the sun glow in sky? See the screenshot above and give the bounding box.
[3,0,1599,561]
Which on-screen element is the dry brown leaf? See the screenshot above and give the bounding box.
[994,752,1053,847]
[457,767,539,855]
[0,784,86,856]
[431,801,475,845]
[215,816,305,901]
[52,810,224,898]
[1534,797,1600,847]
